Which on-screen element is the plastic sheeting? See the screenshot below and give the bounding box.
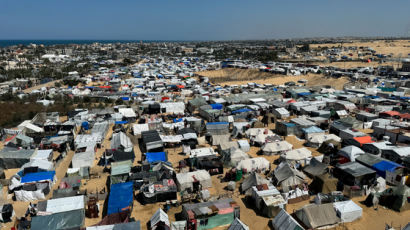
[333,200,362,223]
[146,152,167,163]
[31,209,85,230]
[107,182,134,215]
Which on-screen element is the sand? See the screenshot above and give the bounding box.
[197,69,349,90]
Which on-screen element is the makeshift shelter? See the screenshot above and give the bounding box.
[303,158,328,177]
[141,130,164,152]
[272,108,290,119]
[206,122,230,135]
[333,162,377,186]
[0,147,36,169]
[14,171,56,201]
[306,134,341,148]
[140,179,177,204]
[111,132,133,152]
[251,185,286,217]
[31,196,85,230]
[261,141,293,156]
[236,157,270,174]
[181,198,240,230]
[111,160,132,185]
[176,170,212,192]
[272,208,304,230]
[378,185,410,212]
[146,152,167,164]
[337,146,365,163]
[150,208,170,230]
[228,218,249,230]
[333,200,362,223]
[0,204,13,223]
[309,173,338,194]
[295,203,340,229]
[107,182,134,215]
[240,172,270,195]
[133,123,149,137]
[273,163,306,191]
[223,147,249,167]
[280,148,312,165]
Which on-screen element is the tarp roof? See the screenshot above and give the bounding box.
[21,171,55,183]
[146,152,167,163]
[107,182,134,215]
[295,203,340,229]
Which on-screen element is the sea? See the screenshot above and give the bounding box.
[0,40,183,47]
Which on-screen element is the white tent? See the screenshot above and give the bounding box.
[176,170,212,191]
[281,148,312,161]
[236,157,270,173]
[338,146,365,162]
[333,200,362,223]
[307,134,341,147]
[262,141,293,155]
[133,123,149,136]
[44,196,85,214]
[118,108,137,118]
[189,147,216,158]
[160,102,185,114]
[245,128,273,138]
[150,208,170,230]
[111,132,133,152]
[237,140,250,152]
[228,148,250,167]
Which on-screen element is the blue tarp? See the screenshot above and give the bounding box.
[207,122,229,126]
[232,108,253,114]
[121,97,130,101]
[115,120,128,124]
[107,182,134,215]
[284,123,296,127]
[82,121,89,130]
[297,92,312,96]
[21,171,55,183]
[173,118,183,123]
[146,152,167,163]
[372,161,402,178]
[210,103,223,110]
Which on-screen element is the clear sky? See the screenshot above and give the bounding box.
[1,0,409,40]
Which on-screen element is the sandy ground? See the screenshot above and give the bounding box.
[197,69,349,90]
[309,40,410,58]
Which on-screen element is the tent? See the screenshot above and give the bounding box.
[272,208,304,230]
[274,162,306,189]
[309,173,338,194]
[240,172,270,195]
[107,182,134,215]
[295,203,340,229]
[307,134,341,148]
[303,158,327,177]
[337,146,365,162]
[0,204,13,223]
[236,157,270,173]
[281,148,312,162]
[0,147,36,169]
[262,141,293,155]
[111,132,133,152]
[31,196,85,230]
[378,185,410,212]
[224,148,249,167]
[146,152,167,164]
[150,208,170,230]
[333,200,362,223]
[176,170,212,192]
[228,218,249,230]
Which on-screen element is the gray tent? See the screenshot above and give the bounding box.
[241,172,269,195]
[272,208,304,230]
[228,218,249,230]
[274,162,306,190]
[295,203,340,229]
[0,147,36,169]
[303,158,327,177]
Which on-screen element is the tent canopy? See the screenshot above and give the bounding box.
[107,182,134,215]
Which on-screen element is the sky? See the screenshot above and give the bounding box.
[1,0,409,40]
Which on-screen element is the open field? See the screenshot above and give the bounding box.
[197,68,349,90]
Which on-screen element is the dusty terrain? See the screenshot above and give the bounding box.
[197,68,349,90]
